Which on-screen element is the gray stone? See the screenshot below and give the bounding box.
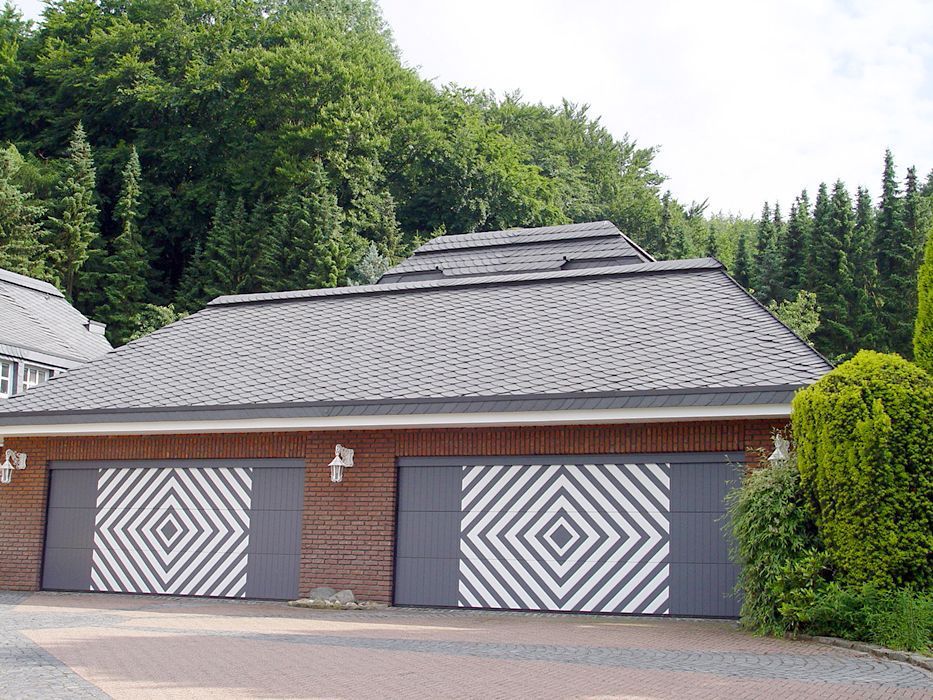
[335,589,356,604]
[309,587,336,601]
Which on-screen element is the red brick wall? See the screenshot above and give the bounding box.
[0,420,782,600]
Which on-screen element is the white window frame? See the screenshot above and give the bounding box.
[23,364,51,391]
[0,361,12,398]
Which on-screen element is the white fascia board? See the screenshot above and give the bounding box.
[0,403,791,437]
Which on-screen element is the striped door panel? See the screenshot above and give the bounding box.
[91,467,253,598]
[459,463,671,614]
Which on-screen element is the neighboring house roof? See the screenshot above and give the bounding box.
[378,220,653,283]
[0,257,831,433]
[0,268,112,368]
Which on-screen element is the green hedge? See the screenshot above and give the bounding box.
[792,351,933,589]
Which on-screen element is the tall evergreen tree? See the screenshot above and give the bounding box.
[704,223,719,259]
[0,145,48,279]
[349,241,390,285]
[732,229,751,288]
[99,146,149,344]
[782,191,812,296]
[205,196,259,297]
[753,201,783,302]
[809,180,855,358]
[47,122,99,298]
[874,149,917,355]
[850,186,881,348]
[913,224,933,373]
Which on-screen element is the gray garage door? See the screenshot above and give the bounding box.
[395,453,742,617]
[43,459,304,599]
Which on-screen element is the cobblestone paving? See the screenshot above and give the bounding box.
[0,591,930,699]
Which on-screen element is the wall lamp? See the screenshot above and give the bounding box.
[0,449,27,485]
[329,444,354,483]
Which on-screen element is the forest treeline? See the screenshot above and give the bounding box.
[0,0,930,362]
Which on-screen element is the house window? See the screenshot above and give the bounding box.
[0,361,12,397]
[23,365,51,390]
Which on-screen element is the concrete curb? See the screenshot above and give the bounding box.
[797,634,933,673]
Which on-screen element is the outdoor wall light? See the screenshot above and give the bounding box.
[329,444,354,483]
[0,449,27,485]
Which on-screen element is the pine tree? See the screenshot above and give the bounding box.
[913,224,933,373]
[704,223,719,259]
[99,147,149,344]
[782,191,812,296]
[850,186,881,348]
[809,180,855,358]
[874,149,917,355]
[47,123,99,298]
[0,145,49,280]
[349,241,390,285]
[203,196,260,297]
[656,191,675,259]
[270,163,351,290]
[753,201,783,302]
[732,229,751,288]
[176,240,209,312]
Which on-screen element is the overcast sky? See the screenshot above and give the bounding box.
[13,0,933,215]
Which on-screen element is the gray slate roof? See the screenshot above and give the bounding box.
[0,258,831,425]
[379,221,653,283]
[0,268,112,367]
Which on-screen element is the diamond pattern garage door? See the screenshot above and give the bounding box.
[395,455,742,617]
[43,459,304,600]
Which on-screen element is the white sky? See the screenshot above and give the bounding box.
[13,0,933,215]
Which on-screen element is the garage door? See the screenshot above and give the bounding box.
[395,453,741,617]
[43,459,304,599]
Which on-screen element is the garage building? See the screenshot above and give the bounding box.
[0,222,830,616]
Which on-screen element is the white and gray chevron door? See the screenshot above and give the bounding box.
[43,459,305,600]
[395,455,742,617]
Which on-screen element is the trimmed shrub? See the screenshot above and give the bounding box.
[725,452,820,634]
[792,351,933,589]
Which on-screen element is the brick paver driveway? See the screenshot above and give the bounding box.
[0,591,930,699]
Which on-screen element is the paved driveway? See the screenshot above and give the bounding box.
[0,592,930,699]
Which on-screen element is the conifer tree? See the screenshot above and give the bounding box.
[732,229,751,288]
[753,201,783,302]
[99,147,149,344]
[914,224,933,373]
[349,241,390,285]
[782,191,811,296]
[176,241,209,312]
[704,223,719,259]
[874,150,917,355]
[203,196,260,297]
[0,145,49,280]
[47,123,99,297]
[272,163,351,289]
[656,191,675,259]
[850,186,881,348]
[809,180,855,358]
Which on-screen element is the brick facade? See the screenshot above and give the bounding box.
[0,419,782,601]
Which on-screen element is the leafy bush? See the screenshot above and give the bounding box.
[725,451,820,635]
[786,584,932,653]
[792,351,933,588]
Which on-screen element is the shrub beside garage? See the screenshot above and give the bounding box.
[727,351,933,653]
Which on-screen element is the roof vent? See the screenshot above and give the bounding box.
[85,320,107,336]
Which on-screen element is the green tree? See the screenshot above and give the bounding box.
[850,186,881,348]
[704,223,719,259]
[732,229,751,287]
[754,201,784,302]
[768,290,821,344]
[874,150,916,356]
[99,146,149,344]
[782,191,811,296]
[47,122,99,297]
[809,181,855,358]
[203,196,259,298]
[915,225,933,373]
[0,144,51,279]
[349,241,389,285]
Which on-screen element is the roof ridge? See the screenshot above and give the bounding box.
[0,267,64,297]
[209,258,723,307]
